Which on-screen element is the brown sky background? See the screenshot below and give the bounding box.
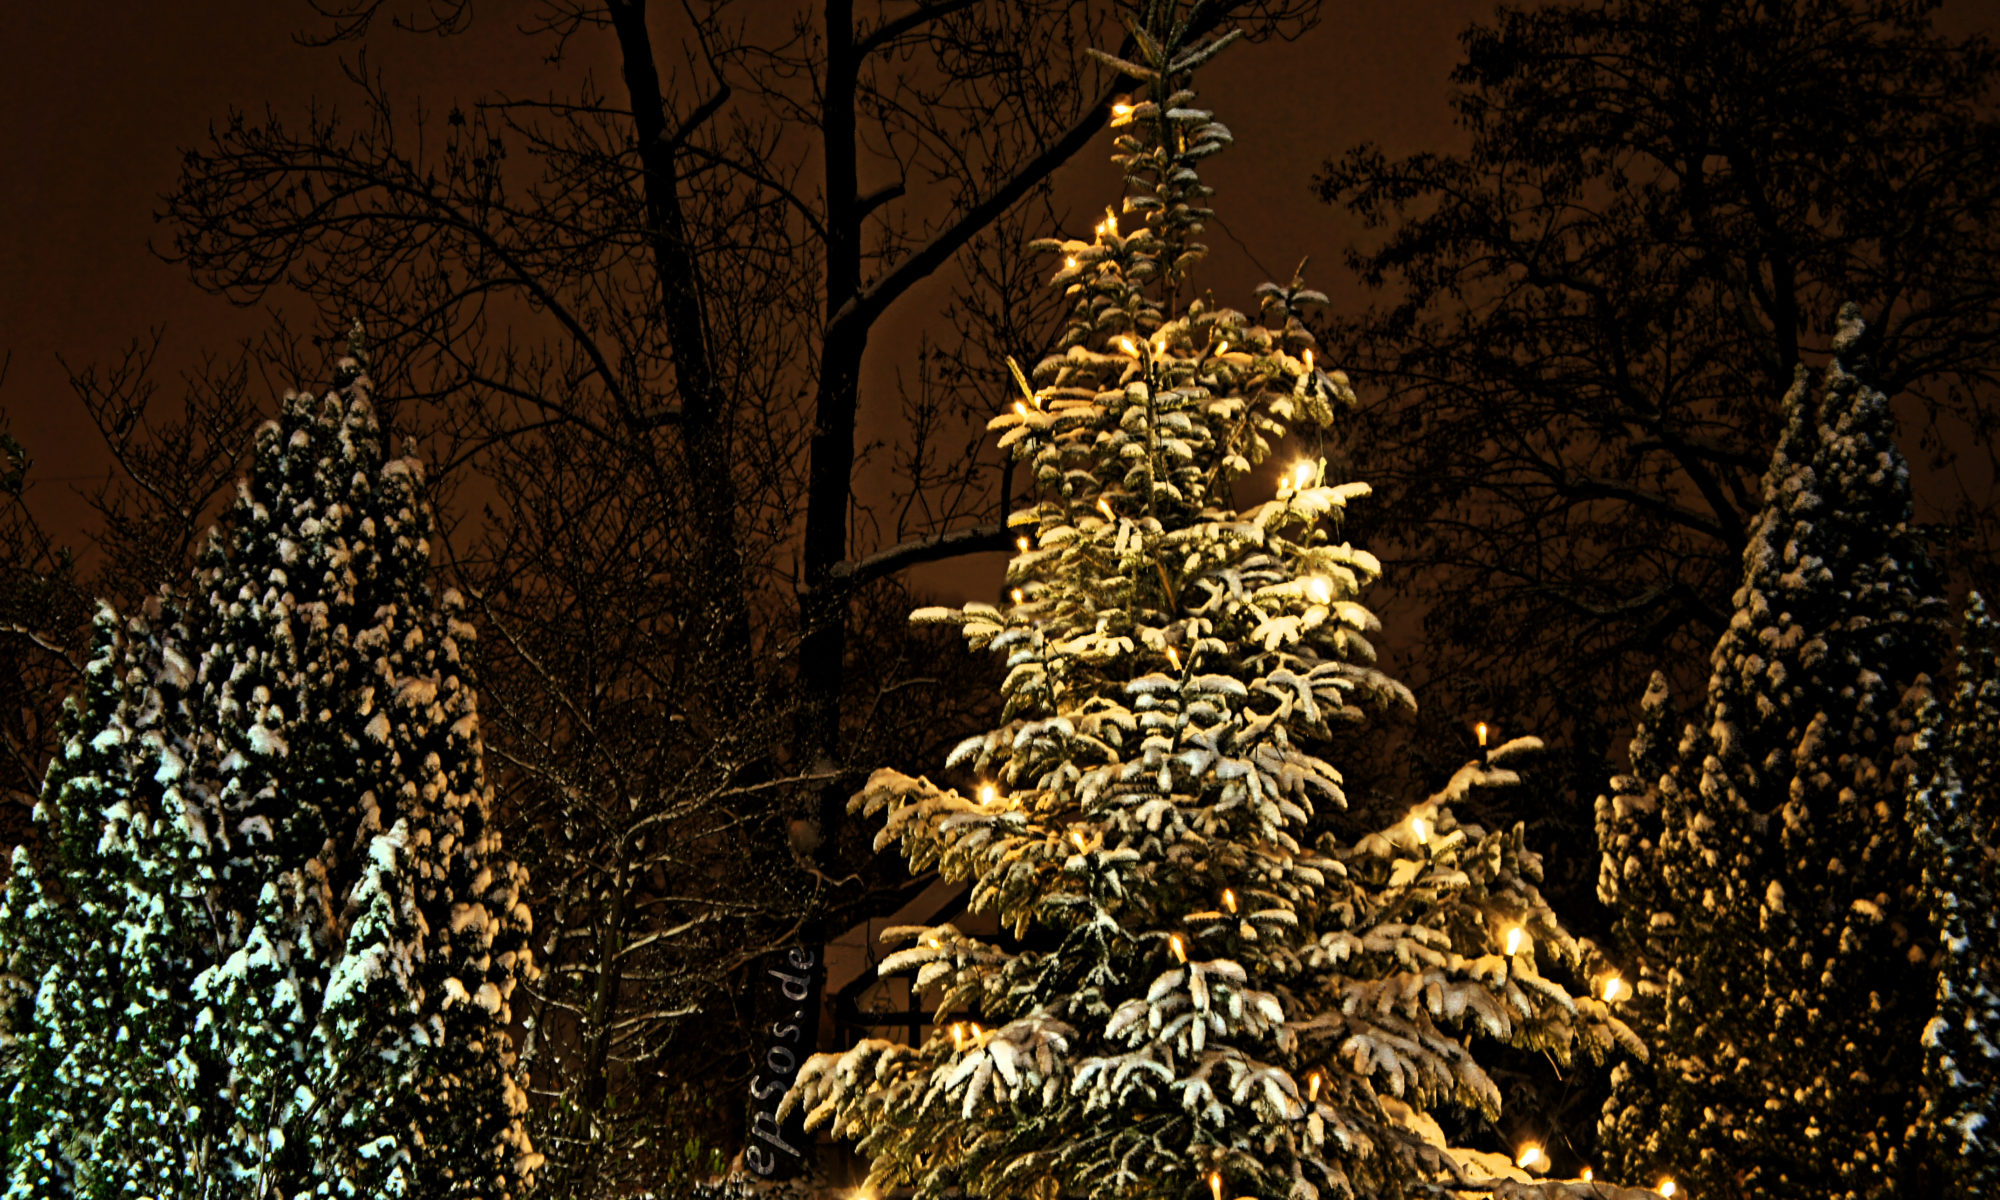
[5,0,1999,598]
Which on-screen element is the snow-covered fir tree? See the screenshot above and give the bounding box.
[1595,307,1951,1199]
[1908,592,2000,1195]
[0,359,540,1197]
[790,12,1637,1199]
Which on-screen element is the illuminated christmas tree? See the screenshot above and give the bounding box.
[790,10,1636,1198]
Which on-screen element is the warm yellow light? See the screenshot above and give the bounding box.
[1580,1167,1593,1183]
[1166,645,1182,671]
[1011,587,1025,604]
[1221,887,1237,913]
[1476,721,1489,747]
[1071,829,1088,853]
[1304,577,1333,606]
[1170,933,1187,963]
[1292,460,1315,489]
[1097,496,1115,520]
[967,1023,982,1041]
[1117,336,1138,356]
[1412,816,1430,846]
[1065,256,1076,269]
[1516,1144,1545,1171]
[1214,340,1228,356]
[1659,1180,1677,1198]
[1016,535,1031,553]
[1105,211,1118,235]
[1506,926,1528,956]
[1603,975,1628,1003]
[1013,401,1029,417]
[978,783,998,806]
[1208,1172,1224,1200]
[1308,1071,1322,1102]
[1113,102,1132,116]
[1303,348,1314,371]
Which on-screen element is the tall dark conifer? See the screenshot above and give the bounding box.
[1597,307,1949,1198]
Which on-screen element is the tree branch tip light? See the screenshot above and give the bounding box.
[1214,339,1228,356]
[1292,460,1315,489]
[1016,535,1031,553]
[1658,1179,1677,1197]
[1307,1070,1322,1102]
[1071,829,1088,853]
[1580,1168,1593,1183]
[1065,255,1077,269]
[1601,974,1628,1003]
[1013,401,1030,417]
[1117,335,1139,356]
[1302,348,1314,371]
[1411,815,1430,846]
[1475,721,1489,747]
[1170,933,1188,963]
[1221,887,1237,913]
[1505,926,1527,956]
[1011,587,1026,605]
[1097,496,1116,520]
[977,783,998,806]
[1208,1170,1224,1200]
[1515,1144,1546,1172]
[1304,576,1333,606]
[1166,644,1183,671]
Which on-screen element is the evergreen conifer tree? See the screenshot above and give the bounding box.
[1908,593,2000,1195]
[790,12,1635,1199]
[1595,307,1950,1199]
[0,602,213,1195]
[0,362,539,1196]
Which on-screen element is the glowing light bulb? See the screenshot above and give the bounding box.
[1208,1172,1224,1200]
[1011,587,1025,604]
[1516,1144,1545,1171]
[1303,348,1314,371]
[978,783,998,806]
[1065,256,1076,269]
[1214,340,1228,356]
[1292,460,1315,489]
[1097,496,1115,520]
[1113,102,1132,117]
[1105,212,1117,235]
[1013,401,1029,417]
[950,1022,965,1049]
[1071,829,1088,853]
[1659,1179,1677,1198]
[1476,721,1489,747]
[1221,888,1237,913]
[1603,975,1628,1003]
[924,935,941,948]
[1506,927,1528,956]
[1117,336,1138,356]
[1170,933,1187,963]
[1304,577,1333,606]
[1308,1071,1322,1102]
[1581,1167,1594,1183]
[1016,535,1031,553]
[1166,645,1182,671]
[967,1023,982,1041]
[1412,816,1430,846]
